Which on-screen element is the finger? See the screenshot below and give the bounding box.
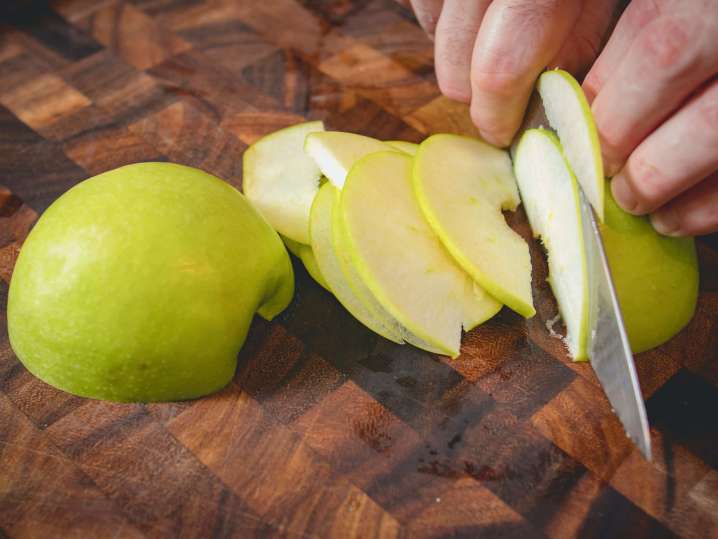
[410,0,444,38]
[434,0,491,102]
[469,0,582,147]
[592,12,718,175]
[650,172,718,236]
[611,77,718,215]
[549,0,621,79]
[583,0,661,102]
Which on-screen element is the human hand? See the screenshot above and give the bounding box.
[403,0,621,147]
[584,0,718,236]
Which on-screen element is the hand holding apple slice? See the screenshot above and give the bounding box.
[538,69,605,221]
[413,134,535,318]
[514,128,589,359]
[243,121,325,244]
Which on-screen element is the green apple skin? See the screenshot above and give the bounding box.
[8,163,294,402]
[601,185,698,354]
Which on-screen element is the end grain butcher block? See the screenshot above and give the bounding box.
[1,1,717,538]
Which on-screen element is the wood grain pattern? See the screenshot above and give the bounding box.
[1,1,717,538]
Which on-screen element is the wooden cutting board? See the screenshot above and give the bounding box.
[1,1,716,538]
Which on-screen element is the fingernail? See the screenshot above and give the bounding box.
[611,173,639,213]
[650,209,680,236]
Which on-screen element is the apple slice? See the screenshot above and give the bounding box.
[332,192,463,354]
[385,140,419,155]
[513,128,589,360]
[341,151,501,357]
[461,277,503,331]
[412,134,535,318]
[310,182,405,343]
[304,131,395,188]
[243,121,324,244]
[538,69,605,221]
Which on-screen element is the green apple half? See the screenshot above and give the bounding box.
[243,121,325,243]
[538,69,605,221]
[304,131,394,188]
[8,163,294,402]
[601,186,698,353]
[341,151,501,357]
[514,129,589,359]
[413,134,535,318]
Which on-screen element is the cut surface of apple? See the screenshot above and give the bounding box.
[412,134,534,318]
[385,140,419,155]
[243,121,324,243]
[514,128,589,360]
[304,131,395,188]
[538,69,604,221]
[341,151,501,357]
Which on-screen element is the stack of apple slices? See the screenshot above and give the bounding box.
[243,69,699,361]
[243,124,534,358]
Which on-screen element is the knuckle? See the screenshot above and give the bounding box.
[695,81,718,142]
[471,69,526,98]
[500,0,563,19]
[583,70,602,98]
[639,16,699,77]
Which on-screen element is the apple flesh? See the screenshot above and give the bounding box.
[413,134,534,318]
[601,186,698,353]
[243,121,324,244]
[341,151,501,357]
[310,183,406,344]
[538,69,605,221]
[385,140,419,155]
[8,163,294,402]
[304,131,395,188]
[514,129,589,359]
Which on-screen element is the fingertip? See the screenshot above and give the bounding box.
[650,208,682,236]
[469,100,518,148]
[600,137,625,177]
[437,80,471,104]
[582,73,599,105]
[477,128,512,148]
[611,173,641,214]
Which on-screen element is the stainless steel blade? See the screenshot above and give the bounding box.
[511,92,652,460]
[579,191,652,460]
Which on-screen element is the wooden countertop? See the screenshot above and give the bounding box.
[1,1,716,537]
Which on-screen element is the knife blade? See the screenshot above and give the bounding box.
[511,94,652,460]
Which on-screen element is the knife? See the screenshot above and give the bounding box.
[512,94,652,460]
